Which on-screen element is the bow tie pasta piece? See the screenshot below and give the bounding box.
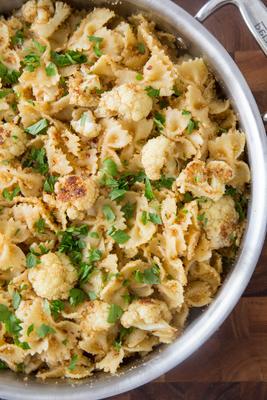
[0,233,26,279]
[96,83,153,121]
[121,299,177,344]
[123,328,159,353]
[176,159,234,201]
[30,1,71,39]
[28,252,77,300]
[0,21,9,51]
[163,107,191,140]
[0,344,30,372]
[158,280,184,309]
[96,347,124,375]
[68,8,115,51]
[176,58,209,88]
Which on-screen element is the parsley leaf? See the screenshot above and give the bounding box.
[134,264,160,285]
[0,62,21,85]
[89,231,100,239]
[27,324,34,336]
[197,213,208,226]
[2,186,20,201]
[23,53,40,72]
[45,62,57,77]
[225,185,247,221]
[34,218,46,233]
[154,112,165,131]
[173,86,181,97]
[23,147,49,174]
[144,177,154,200]
[69,288,87,307]
[0,360,7,369]
[51,50,87,67]
[58,224,89,266]
[153,176,175,190]
[145,86,160,98]
[121,202,135,219]
[33,40,46,53]
[11,30,24,47]
[50,300,65,319]
[136,73,143,81]
[88,35,103,57]
[101,158,118,177]
[12,291,21,310]
[68,354,78,371]
[26,252,40,269]
[108,227,130,244]
[88,290,97,301]
[102,204,116,222]
[43,175,58,193]
[182,109,190,116]
[137,42,146,54]
[186,118,198,134]
[0,304,22,337]
[107,304,123,323]
[148,213,162,225]
[36,324,55,338]
[0,89,13,99]
[141,211,148,225]
[109,188,127,201]
[25,118,49,136]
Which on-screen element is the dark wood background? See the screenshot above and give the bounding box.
[111,1,267,399]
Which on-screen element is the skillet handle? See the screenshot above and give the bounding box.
[195,0,267,57]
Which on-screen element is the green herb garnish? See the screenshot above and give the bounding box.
[45,62,57,77]
[11,30,24,46]
[145,86,160,98]
[34,218,46,233]
[108,227,130,244]
[144,177,154,200]
[43,175,58,193]
[12,291,21,310]
[134,264,160,285]
[137,43,146,54]
[68,354,78,371]
[36,324,55,338]
[2,186,20,201]
[51,50,87,67]
[25,118,49,136]
[103,204,116,222]
[88,35,103,57]
[23,147,49,174]
[69,288,87,307]
[121,202,135,219]
[107,304,123,323]
[153,112,165,131]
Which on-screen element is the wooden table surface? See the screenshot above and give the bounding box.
[111,1,267,399]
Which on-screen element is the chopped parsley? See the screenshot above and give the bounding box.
[2,186,20,201]
[121,202,135,219]
[197,213,208,226]
[137,42,146,54]
[148,212,162,225]
[51,50,87,67]
[109,188,127,201]
[0,62,21,85]
[145,86,160,98]
[173,86,181,97]
[107,227,130,244]
[45,62,57,77]
[68,354,78,371]
[225,185,247,221]
[36,324,55,338]
[102,204,116,222]
[184,192,193,202]
[141,211,148,225]
[0,361,7,370]
[144,177,154,200]
[88,290,97,301]
[27,324,34,336]
[107,304,123,323]
[88,35,103,57]
[43,175,58,193]
[153,112,165,131]
[34,218,46,233]
[26,252,40,269]
[69,288,87,307]
[50,300,65,319]
[136,73,143,81]
[25,118,49,136]
[12,291,21,310]
[134,264,160,285]
[11,29,25,46]
[186,118,198,134]
[182,109,191,116]
[23,147,49,175]
[100,158,118,178]
[33,40,46,53]
[0,304,25,343]
[89,231,100,239]
[153,175,175,190]
[0,89,13,99]
[23,53,40,72]
[57,224,89,266]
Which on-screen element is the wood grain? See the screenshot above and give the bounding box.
[111,1,267,399]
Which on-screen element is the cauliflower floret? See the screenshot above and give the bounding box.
[141,136,174,180]
[80,300,112,333]
[71,110,101,139]
[96,83,153,121]
[55,175,99,219]
[201,195,239,249]
[121,299,176,343]
[28,252,77,300]
[176,160,234,201]
[0,123,27,161]
[68,69,101,107]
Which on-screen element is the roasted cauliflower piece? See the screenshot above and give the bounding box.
[0,123,27,161]
[141,136,174,180]
[28,252,77,300]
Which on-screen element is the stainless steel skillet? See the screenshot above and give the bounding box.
[0,1,266,399]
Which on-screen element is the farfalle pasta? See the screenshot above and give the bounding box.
[0,0,250,379]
